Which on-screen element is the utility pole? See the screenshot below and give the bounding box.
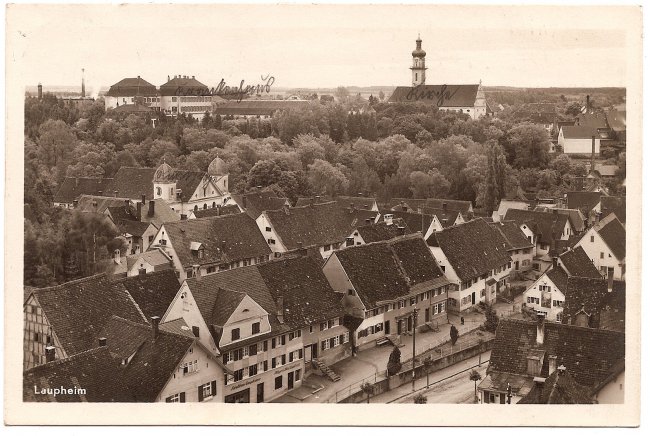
[507,383,512,404]
[412,307,418,391]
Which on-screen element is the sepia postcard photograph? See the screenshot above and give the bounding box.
[3,1,642,427]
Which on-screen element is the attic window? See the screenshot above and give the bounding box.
[243,309,249,313]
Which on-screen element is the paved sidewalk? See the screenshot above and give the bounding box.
[272,297,517,403]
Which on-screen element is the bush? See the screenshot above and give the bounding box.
[450,325,459,345]
[387,346,402,376]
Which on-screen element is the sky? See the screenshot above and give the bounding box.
[6,4,639,93]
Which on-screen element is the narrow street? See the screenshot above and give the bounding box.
[367,350,490,403]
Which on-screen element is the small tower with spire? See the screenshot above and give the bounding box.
[410,34,427,86]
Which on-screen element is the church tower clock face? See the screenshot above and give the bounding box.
[410,34,427,86]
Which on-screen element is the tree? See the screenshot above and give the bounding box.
[483,142,508,215]
[247,159,283,189]
[409,169,451,198]
[387,346,402,376]
[469,369,482,403]
[450,324,459,346]
[148,139,179,164]
[378,90,385,101]
[423,355,434,388]
[334,86,350,102]
[307,159,349,197]
[484,304,499,333]
[504,123,551,169]
[360,382,374,404]
[413,393,428,404]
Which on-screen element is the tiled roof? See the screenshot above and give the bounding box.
[75,195,131,215]
[388,84,479,107]
[264,201,364,250]
[213,99,310,116]
[379,209,434,234]
[162,214,271,269]
[353,220,413,243]
[600,196,625,224]
[566,191,601,216]
[596,216,626,260]
[28,274,147,355]
[53,177,113,204]
[164,170,207,203]
[503,209,570,246]
[419,207,462,228]
[159,318,197,339]
[231,190,289,219]
[562,276,609,327]
[488,318,625,389]
[140,199,180,226]
[125,248,172,272]
[594,164,618,177]
[294,195,333,207]
[489,220,534,251]
[600,284,625,332]
[517,368,593,404]
[334,242,410,308]
[335,196,377,211]
[115,269,180,320]
[576,113,608,129]
[389,235,445,287]
[107,318,198,402]
[105,167,156,201]
[426,219,512,282]
[99,315,151,360]
[107,204,138,222]
[562,125,602,140]
[193,204,241,219]
[23,347,132,402]
[106,77,157,97]
[558,246,602,278]
[159,76,209,96]
[388,197,472,216]
[117,220,152,238]
[534,206,585,233]
[187,255,345,334]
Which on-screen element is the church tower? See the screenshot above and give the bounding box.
[410,34,427,86]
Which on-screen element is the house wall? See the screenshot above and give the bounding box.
[219,296,272,348]
[149,225,187,279]
[23,295,66,369]
[559,135,601,155]
[256,213,289,255]
[322,254,366,319]
[156,344,226,402]
[593,370,625,404]
[522,273,565,322]
[575,228,625,280]
[141,224,159,252]
[162,282,219,354]
[301,320,351,368]
[127,258,155,276]
[510,248,534,273]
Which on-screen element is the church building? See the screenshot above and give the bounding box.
[388,36,489,120]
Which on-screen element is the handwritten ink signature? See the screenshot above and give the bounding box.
[175,74,275,103]
[405,84,460,106]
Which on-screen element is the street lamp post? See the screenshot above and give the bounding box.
[412,307,419,391]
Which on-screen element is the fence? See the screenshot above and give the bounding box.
[324,370,386,403]
[407,324,477,359]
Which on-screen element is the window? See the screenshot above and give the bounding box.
[267,239,275,245]
[165,392,185,403]
[295,369,301,381]
[249,364,258,377]
[272,338,276,349]
[249,344,257,356]
[199,382,215,401]
[234,369,244,382]
[265,227,272,232]
[231,328,240,341]
[272,357,277,368]
[252,322,260,335]
[348,289,354,296]
[156,187,162,196]
[181,360,199,375]
[281,335,286,345]
[556,313,562,322]
[275,375,283,390]
[232,349,243,361]
[600,252,604,259]
[320,321,327,331]
[281,354,286,365]
[590,235,595,242]
[441,265,445,272]
[263,340,268,352]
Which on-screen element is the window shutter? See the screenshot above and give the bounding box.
[198,385,204,402]
[166,396,173,403]
[211,380,217,398]
[179,392,186,403]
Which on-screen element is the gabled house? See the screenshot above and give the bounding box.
[478,317,624,404]
[228,190,290,220]
[343,218,413,247]
[118,247,173,277]
[503,208,573,270]
[100,315,228,402]
[491,199,530,222]
[53,177,113,208]
[566,191,602,225]
[335,196,379,212]
[257,201,376,260]
[149,213,272,281]
[489,220,535,273]
[517,366,594,404]
[23,274,148,370]
[389,197,473,219]
[114,269,181,320]
[104,202,159,254]
[378,210,437,239]
[161,254,348,402]
[575,214,626,280]
[419,207,465,229]
[557,126,601,155]
[534,206,586,234]
[323,234,451,350]
[105,167,157,202]
[426,219,512,312]
[600,196,626,225]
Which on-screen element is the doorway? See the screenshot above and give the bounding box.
[288,372,294,390]
[256,383,264,403]
[384,320,390,335]
[471,292,476,305]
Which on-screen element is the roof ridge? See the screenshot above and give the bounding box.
[31,273,108,294]
[24,346,108,373]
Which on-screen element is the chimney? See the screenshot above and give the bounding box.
[607,274,614,292]
[37,83,43,100]
[192,75,195,80]
[81,68,85,98]
[73,199,79,208]
[138,267,146,276]
[124,199,130,208]
[548,355,558,375]
[242,195,247,209]
[136,202,142,221]
[557,364,566,375]
[98,337,107,347]
[45,346,56,363]
[150,316,160,339]
[113,190,118,198]
[536,313,545,345]
[591,136,596,173]
[148,200,155,217]
[383,214,393,225]
[443,202,448,211]
[586,95,590,110]
[181,214,187,220]
[193,264,201,280]
[168,75,170,81]
[276,296,284,324]
[552,256,558,268]
[350,202,355,210]
[114,249,121,264]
